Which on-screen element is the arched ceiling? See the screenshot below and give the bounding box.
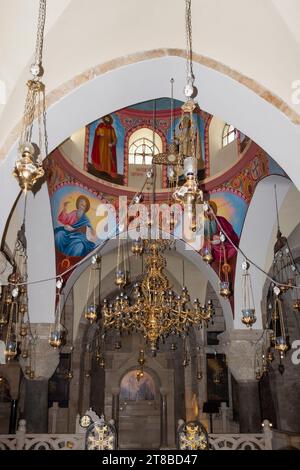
[0,0,300,152]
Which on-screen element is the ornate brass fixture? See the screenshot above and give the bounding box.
[218,235,231,299]
[136,349,146,381]
[178,420,209,450]
[49,280,65,349]
[241,261,256,327]
[103,239,214,354]
[13,0,47,192]
[84,256,101,324]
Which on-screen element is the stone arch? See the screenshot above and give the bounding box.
[2,53,300,327]
[234,175,293,329]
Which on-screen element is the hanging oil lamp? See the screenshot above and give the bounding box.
[219,235,231,299]
[131,239,144,256]
[241,261,256,327]
[202,207,214,264]
[49,279,64,349]
[292,274,300,311]
[85,304,98,324]
[84,256,100,324]
[271,291,289,360]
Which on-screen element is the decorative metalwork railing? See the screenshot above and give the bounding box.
[24,434,85,450]
[0,433,268,450]
[0,420,298,451]
[209,434,266,450]
[0,436,17,450]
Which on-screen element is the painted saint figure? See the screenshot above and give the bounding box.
[55,195,96,257]
[204,201,239,261]
[91,114,117,178]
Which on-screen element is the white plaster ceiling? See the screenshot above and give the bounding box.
[0,0,300,149]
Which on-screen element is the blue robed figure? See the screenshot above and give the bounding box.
[55,195,96,257]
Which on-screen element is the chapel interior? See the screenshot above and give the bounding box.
[0,0,300,452]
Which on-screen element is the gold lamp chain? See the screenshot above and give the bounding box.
[185,0,194,85]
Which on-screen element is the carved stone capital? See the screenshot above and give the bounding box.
[19,323,59,380]
[218,329,264,382]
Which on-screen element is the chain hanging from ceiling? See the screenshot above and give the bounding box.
[13,0,47,193]
[102,238,214,355]
[1,0,48,371]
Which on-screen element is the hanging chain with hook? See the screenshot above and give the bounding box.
[185,0,194,87]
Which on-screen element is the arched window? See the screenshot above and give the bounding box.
[222,124,236,148]
[128,128,163,165]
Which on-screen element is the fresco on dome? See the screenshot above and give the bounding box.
[84,98,207,186]
[51,185,116,261]
[86,113,125,184]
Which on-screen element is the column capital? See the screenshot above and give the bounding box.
[218,329,264,382]
[111,387,120,396]
[20,323,59,380]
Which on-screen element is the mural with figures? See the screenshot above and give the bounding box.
[120,370,155,401]
[50,183,116,271]
[45,97,289,301]
[84,98,208,186]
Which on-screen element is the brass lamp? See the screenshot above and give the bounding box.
[103,239,214,354]
[241,261,256,328]
[13,1,47,193]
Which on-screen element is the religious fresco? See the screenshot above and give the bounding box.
[221,149,286,203]
[203,192,246,265]
[120,370,155,401]
[45,97,290,302]
[50,182,116,272]
[84,98,208,186]
[85,113,125,184]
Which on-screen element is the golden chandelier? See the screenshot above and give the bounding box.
[102,239,214,354]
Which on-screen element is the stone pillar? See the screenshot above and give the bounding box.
[111,387,120,430]
[237,381,261,433]
[219,330,264,434]
[9,399,18,434]
[24,379,49,433]
[220,402,229,433]
[20,324,59,434]
[160,390,168,448]
[48,402,59,433]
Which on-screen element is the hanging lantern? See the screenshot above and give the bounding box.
[99,357,105,369]
[84,256,101,324]
[241,261,256,327]
[13,142,45,193]
[49,280,65,349]
[219,281,231,299]
[202,245,213,265]
[115,270,126,287]
[293,299,300,311]
[219,235,231,299]
[4,340,18,361]
[131,239,144,256]
[49,329,63,349]
[271,293,289,360]
[267,349,275,363]
[85,304,98,324]
[272,228,297,296]
[292,273,300,311]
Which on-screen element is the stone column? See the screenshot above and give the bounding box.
[160,390,168,448]
[9,399,18,434]
[220,402,229,433]
[24,379,49,433]
[219,330,264,434]
[111,387,120,430]
[20,324,59,433]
